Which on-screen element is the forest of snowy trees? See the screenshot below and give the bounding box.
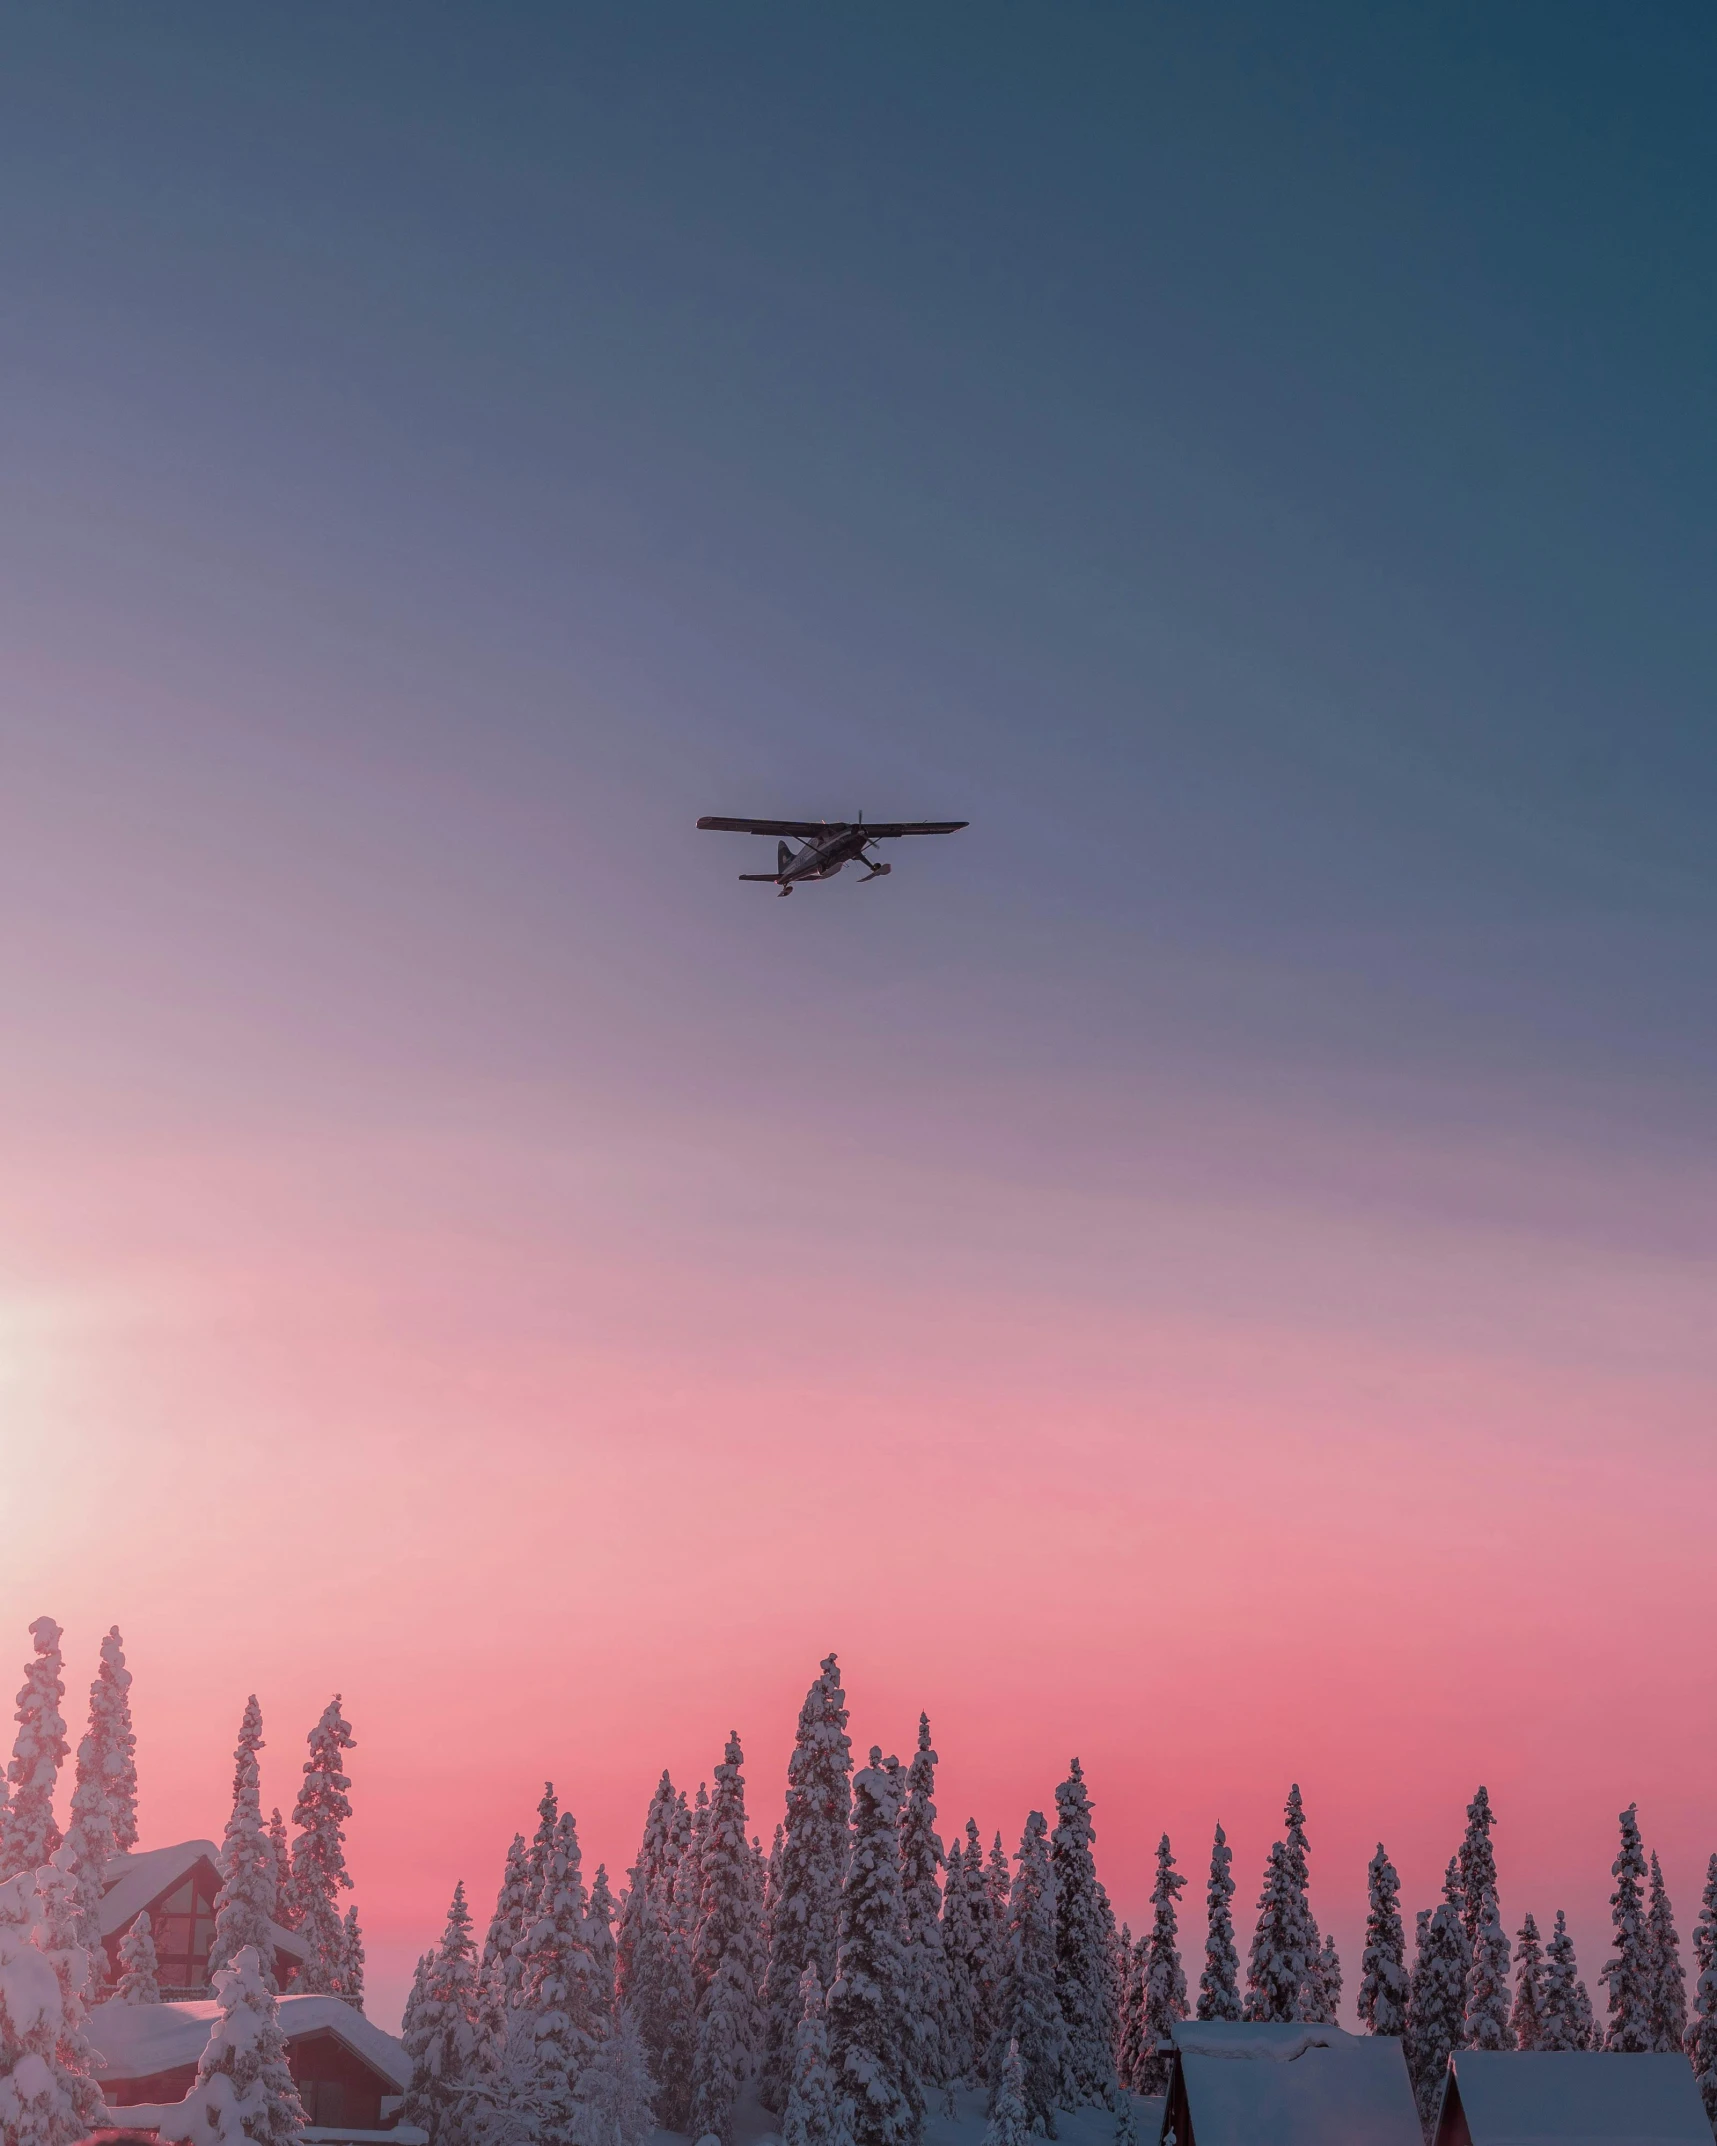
[3,1628,1717,2146]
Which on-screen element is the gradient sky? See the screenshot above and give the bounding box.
[3,5,1715,2036]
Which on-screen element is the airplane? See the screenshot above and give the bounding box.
[696,812,969,895]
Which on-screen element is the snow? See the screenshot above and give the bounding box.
[1443,2050,1714,2145]
[1168,2018,1419,2146]
[87,1991,412,2092]
[650,2081,1148,2146]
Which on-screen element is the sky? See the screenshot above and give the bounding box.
[2,3,1714,2036]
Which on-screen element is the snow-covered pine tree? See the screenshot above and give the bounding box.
[990,1810,1069,2137]
[899,1715,952,2096]
[485,1835,533,2003]
[526,1786,559,1923]
[1574,1979,1596,2049]
[1510,1913,1544,2051]
[940,1824,979,2084]
[1687,1857,1717,2129]
[209,1701,279,1987]
[765,1826,785,1937]
[1,1619,69,1881]
[1112,2091,1135,2146]
[1457,1790,1498,1953]
[975,1830,1009,2065]
[184,1942,308,2146]
[1537,1911,1584,2050]
[402,1882,481,2146]
[677,1785,709,1954]
[587,1865,618,2032]
[619,1774,675,2003]
[61,1743,115,1995]
[1114,1931,1147,2094]
[340,1906,366,2012]
[1312,1934,1342,2024]
[513,1802,601,2141]
[87,1627,139,1854]
[1133,1836,1187,2096]
[1243,1844,1302,2023]
[829,1747,917,2146]
[1602,1803,1653,2052]
[1405,1898,1467,2134]
[783,1963,837,2146]
[118,1908,162,2002]
[1358,1846,1409,2036]
[0,1853,106,2146]
[1051,1760,1114,2107]
[983,2042,1029,2146]
[1196,1824,1241,2023]
[690,1733,765,2146]
[1646,1850,1686,2055]
[267,1808,293,1925]
[1463,1893,1512,2051]
[287,1697,356,1994]
[570,2005,656,2146]
[1282,1787,1325,2020]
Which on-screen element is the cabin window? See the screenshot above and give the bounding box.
[305,2081,346,2126]
[148,1872,219,1992]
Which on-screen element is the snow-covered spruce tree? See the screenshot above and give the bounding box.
[1114,1932,1147,2094]
[1132,1837,1187,2095]
[525,1786,559,1924]
[210,1701,279,1987]
[1283,1786,1325,2018]
[783,1963,837,2146]
[0,1855,106,2146]
[690,1733,765,2146]
[182,1942,308,2146]
[287,1697,356,1994]
[1646,1850,1686,2055]
[1196,1824,1241,2023]
[1243,1844,1303,2023]
[939,1823,979,2083]
[587,1864,618,2029]
[403,1882,481,2146]
[983,2041,1029,2146]
[899,1714,952,2096]
[1,1619,69,1881]
[1406,1899,1468,2135]
[1537,1911,1585,2050]
[1051,1759,1115,2107]
[61,1751,114,1996]
[86,1627,139,1854]
[340,1905,366,2012]
[990,1810,1069,2137]
[513,1802,601,2139]
[677,1784,710,1952]
[1313,1934,1342,2024]
[829,1747,917,2146]
[1602,1803,1653,2052]
[1510,1913,1544,2051]
[118,1908,163,2002]
[1463,1893,1512,2051]
[1457,1790,1498,1953]
[1574,1975,1597,2049]
[1359,1846,1409,2035]
[1687,1857,1717,2129]
[968,1826,1006,2070]
[765,1826,784,1935]
[485,1834,534,2003]
[1112,2092,1135,2146]
[570,2005,656,2146]
[268,1808,293,1925]
[618,1773,677,2004]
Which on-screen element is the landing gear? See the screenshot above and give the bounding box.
[777,883,792,897]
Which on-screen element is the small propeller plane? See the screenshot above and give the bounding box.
[696,812,969,895]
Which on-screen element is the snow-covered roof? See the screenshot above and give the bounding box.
[1168,2018,1420,2146]
[89,1995,411,2093]
[1441,2050,1714,2146]
[97,1843,306,1961]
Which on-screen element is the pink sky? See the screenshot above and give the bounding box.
[5,1061,1713,2032]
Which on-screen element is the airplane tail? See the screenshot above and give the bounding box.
[777,839,794,873]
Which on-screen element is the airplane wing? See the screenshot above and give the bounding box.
[697,816,835,836]
[696,816,968,836]
[853,821,969,837]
